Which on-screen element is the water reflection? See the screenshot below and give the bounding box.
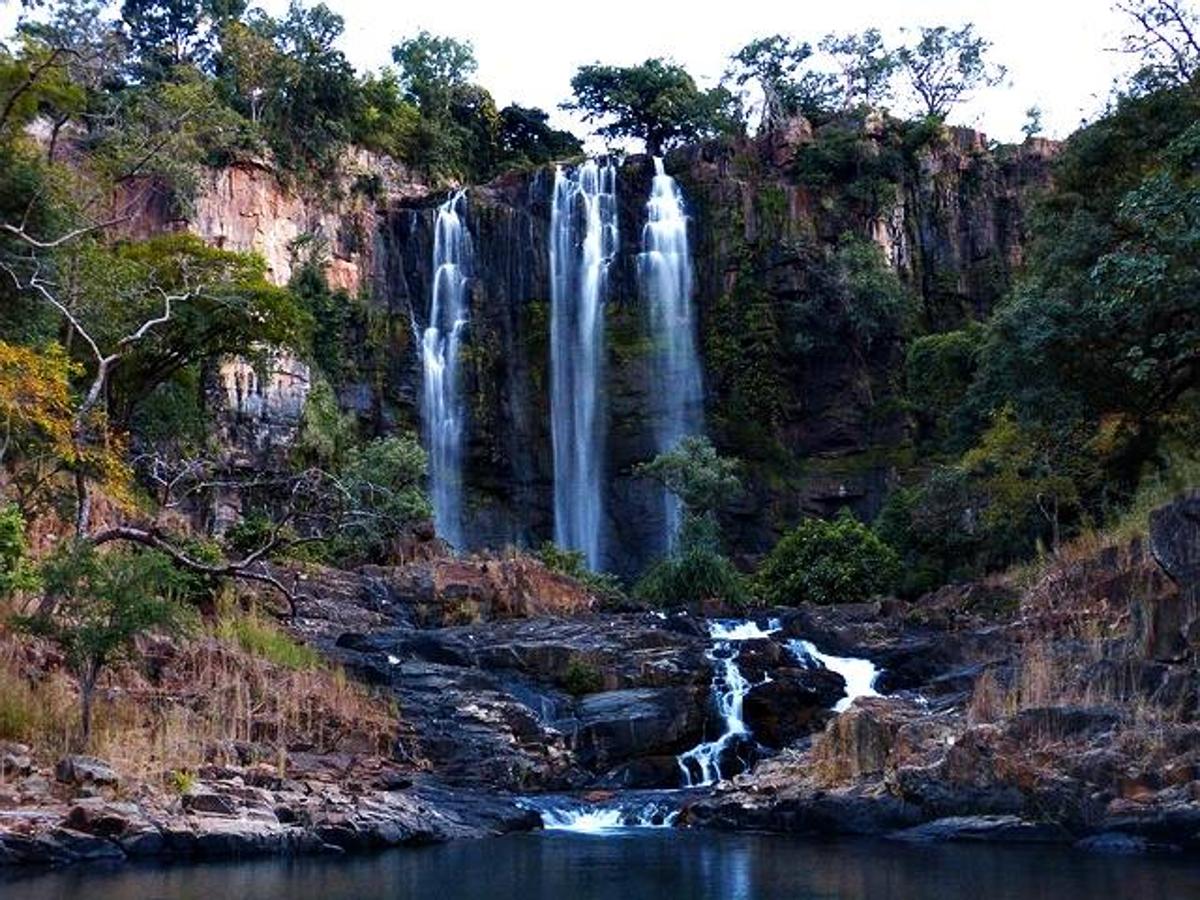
[4,831,1199,900]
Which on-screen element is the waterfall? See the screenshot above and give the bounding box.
[787,640,882,713]
[550,159,619,569]
[422,190,473,550]
[640,157,704,551]
[677,619,780,787]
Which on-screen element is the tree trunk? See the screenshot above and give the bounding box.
[80,661,99,746]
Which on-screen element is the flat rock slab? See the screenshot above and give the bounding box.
[889,815,1071,844]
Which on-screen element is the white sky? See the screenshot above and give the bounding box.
[4,0,1139,144]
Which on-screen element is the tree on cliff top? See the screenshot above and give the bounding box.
[896,24,1007,120]
[725,35,813,133]
[566,58,740,155]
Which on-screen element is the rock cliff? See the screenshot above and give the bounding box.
[131,121,1056,577]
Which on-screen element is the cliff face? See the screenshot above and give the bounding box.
[136,122,1056,577]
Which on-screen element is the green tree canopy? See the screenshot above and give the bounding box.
[566,58,740,154]
[755,510,899,606]
[897,25,1006,119]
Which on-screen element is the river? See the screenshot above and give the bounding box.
[5,830,1198,899]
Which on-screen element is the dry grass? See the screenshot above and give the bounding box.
[0,619,401,789]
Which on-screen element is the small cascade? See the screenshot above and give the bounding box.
[788,639,882,712]
[538,801,680,833]
[550,159,619,570]
[677,619,780,787]
[639,158,703,550]
[422,190,473,549]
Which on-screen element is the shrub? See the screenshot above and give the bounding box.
[635,546,751,609]
[755,510,899,605]
[560,658,603,696]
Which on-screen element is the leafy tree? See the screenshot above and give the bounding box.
[634,435,742,521]
[350,67,420,160]
[1022,104,1044,140]
[725,35,813,132]
[905,325,983,449]
[566,58,740,155]
[634,436,749,607]
[755,510,899,606]
[335,435,432,562]
[262,2,360,172]
[1116,0,1200,88]
[875,466,983,595]
[392,30,476,113]
[897,25,1006,120]
[962,406,1086,552]
[120,0,246,81]
[16,544,195,741]
[391,31,493,179]
[790,234,914,378]
[496,104,581,167]
[819,29,898,109]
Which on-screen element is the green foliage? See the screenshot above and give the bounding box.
[633,437,749,608]
[819,28,898,109]
[635,545,751,609]
[170,769,198,794]
[335,435,432,563]
[496,104,582,168]
[91,67,259,211]
[560,657,603,696]
[906,325,983,449]
[535,542,625,605]
[755,510,899,606]
[17,543,196,739]
[390,31,504,181]
[215,605,321,670]
[0,504,39,599]
[790,233,914,359]
[897,25,1006,119]
[294,377,357,470]
[725,36,813,131]
[634,436,742,519]
[102,234,311,419]
[566,58,741,154]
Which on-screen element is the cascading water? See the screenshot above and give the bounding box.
[639,157,704,550]
[550,159,619,569]
[788,639,882,712]
[677,619,780,787]
[422,190,473,549]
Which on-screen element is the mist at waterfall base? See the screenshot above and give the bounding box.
[640,157,704,552]
[15,833,1198,900]
[550,159,618,569]
[421,191,472,550]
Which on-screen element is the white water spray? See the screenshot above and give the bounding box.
[640,158,704,550]
[539,804,679,833]
[550,159,619,569]
[788,639,882,712]
[421,191,473,549]
[677,619,780,787]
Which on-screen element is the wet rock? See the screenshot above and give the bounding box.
[570,687,704,770]
[1076,831,1179,855]
[889,815,1070,844]
[743,669,843,747]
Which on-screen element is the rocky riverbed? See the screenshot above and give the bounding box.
[2,497,1200,867]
